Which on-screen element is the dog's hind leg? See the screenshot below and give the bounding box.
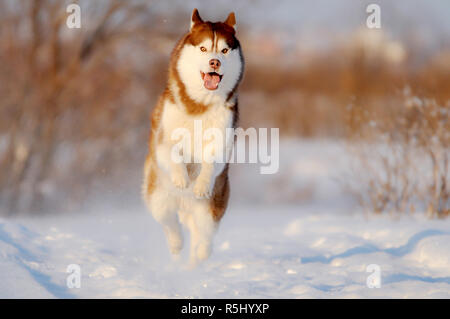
[147,188,183,256]
[183,199,217,265]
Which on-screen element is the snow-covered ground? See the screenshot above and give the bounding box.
[0,140,449,298]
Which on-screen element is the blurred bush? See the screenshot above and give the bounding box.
[347,90,449,217]
[0,0,159,213]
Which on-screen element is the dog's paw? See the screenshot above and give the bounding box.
[196,243,212,261]
[171,170,188,189]
[193,179,212,199]
[168,237,183,255]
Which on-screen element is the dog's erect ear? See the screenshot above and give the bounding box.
[190,8,203,30]
[224,12,236,30]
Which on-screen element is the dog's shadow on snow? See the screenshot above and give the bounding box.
[301,229,450,286]
[0,224,75,298]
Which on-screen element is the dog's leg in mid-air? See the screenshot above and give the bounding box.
[193,162,215,198]
[188,161,226,265]
[144,143,186,257]
[144,154,184,257]
[148,188,184,257]
[183,198,217,266]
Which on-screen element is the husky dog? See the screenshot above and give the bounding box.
[142,9,244,264]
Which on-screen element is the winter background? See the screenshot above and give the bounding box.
[0,0,449,298]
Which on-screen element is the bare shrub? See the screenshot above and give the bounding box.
[0,0,153,214]
[347,89,449,218]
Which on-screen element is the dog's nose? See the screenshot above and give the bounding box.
[209,59,221,70]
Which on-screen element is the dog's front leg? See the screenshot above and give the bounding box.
[193,162,214,199]
[170,160,188,189]
[156,143,189,189]
[193,129,232,198]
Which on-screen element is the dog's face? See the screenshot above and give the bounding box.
[176,9,244,101]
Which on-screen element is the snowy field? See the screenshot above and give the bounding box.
[0,140,449,298]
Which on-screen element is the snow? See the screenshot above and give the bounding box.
[0,140,449,298]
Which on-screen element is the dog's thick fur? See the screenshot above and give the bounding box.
[142,9,244,264]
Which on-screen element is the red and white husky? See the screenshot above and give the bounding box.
[142,9,244,264]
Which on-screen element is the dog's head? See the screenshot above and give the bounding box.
[174,9,244,101]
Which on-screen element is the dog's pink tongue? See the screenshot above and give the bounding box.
[203,73,220,90]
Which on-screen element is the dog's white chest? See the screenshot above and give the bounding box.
[161,100,233,158]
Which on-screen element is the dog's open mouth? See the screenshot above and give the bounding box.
[201,71,223,90]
